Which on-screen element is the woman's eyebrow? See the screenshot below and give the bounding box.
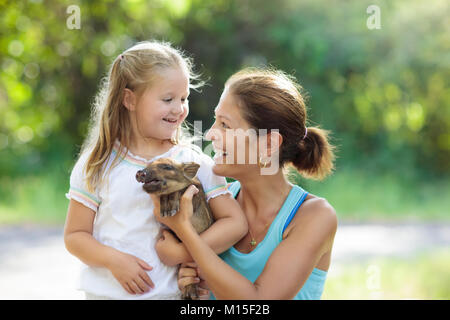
[216,114,231,121]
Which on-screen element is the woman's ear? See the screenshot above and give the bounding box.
[123,88,136,111]
[263,130,283,158]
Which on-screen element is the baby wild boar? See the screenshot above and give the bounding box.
[136,158,214,299]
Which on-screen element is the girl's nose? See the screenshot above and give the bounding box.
[171,101,185,116]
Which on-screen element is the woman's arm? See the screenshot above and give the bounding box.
[154,186,337,299]
[155,193,248,266]
[64,199,154,295]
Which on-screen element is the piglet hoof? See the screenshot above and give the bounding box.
[182,283,199,300]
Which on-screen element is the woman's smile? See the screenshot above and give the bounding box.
[213,149,228,162]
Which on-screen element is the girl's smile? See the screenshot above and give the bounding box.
[125,66,190,143]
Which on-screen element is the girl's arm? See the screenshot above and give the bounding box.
[153,186,337,299]
[199,193,248,252]
[64,199,155,295]
[64,199,113,267]
[155,193,248,266]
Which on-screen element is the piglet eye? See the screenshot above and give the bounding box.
[158,164,174,170]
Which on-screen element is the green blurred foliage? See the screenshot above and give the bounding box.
[323,249,450,299]
[0,0,448,183]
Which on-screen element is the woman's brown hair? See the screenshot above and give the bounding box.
[225,68,335,180]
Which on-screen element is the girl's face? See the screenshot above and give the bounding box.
[126,66,190,142]
[205,88,267,179]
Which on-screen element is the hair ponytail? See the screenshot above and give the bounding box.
[291,126,335,180]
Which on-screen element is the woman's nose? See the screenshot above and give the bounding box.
[205,125,218,141]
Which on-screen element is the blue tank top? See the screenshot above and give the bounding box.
[211,181,327,300]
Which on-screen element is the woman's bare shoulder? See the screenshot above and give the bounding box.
[283,193,337,239]
[303,194,336,216]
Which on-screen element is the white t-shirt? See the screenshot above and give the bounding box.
[66,141,231,299]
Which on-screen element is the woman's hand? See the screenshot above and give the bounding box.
[178,262,210,299]
[150,185,199,236]
[106,250,154,295]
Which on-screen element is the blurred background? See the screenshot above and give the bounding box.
[0,0,448,299]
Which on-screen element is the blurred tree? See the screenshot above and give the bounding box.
[0,0,448,179]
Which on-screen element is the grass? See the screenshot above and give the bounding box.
[292,167,450,222]
[0,171,69,225]
[0,166,449,225]
[323,249,450,299]
[0,166,448,300]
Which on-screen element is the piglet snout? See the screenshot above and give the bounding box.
[136,169,147,183]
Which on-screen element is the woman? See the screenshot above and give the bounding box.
[151,68,337,300]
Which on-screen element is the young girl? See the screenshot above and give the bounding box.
[64,41,247,300]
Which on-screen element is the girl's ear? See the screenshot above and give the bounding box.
[123,88,137,111]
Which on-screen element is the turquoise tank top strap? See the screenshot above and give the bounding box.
[282,189,309,234]
[227,180,309,236]
[227,180,241,198]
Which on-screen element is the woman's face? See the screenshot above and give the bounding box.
[125,66,190,142]
[205,88,270,179]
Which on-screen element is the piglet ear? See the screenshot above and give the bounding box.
[182,162,200,179]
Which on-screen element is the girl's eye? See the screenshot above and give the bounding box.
[163,98,172,102]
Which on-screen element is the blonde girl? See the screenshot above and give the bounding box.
[64,41,247,300]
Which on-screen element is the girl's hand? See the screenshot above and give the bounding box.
[106,250,155,295]
[150,185,199,236]
[178,262,210,298]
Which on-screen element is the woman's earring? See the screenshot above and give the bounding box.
[258,155,270,168]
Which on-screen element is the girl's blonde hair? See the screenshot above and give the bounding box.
[81,40,202,192]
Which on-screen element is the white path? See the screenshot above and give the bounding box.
[0,223,449,299]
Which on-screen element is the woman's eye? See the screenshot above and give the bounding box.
[163,98,172,102]
[221,122,229,129]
